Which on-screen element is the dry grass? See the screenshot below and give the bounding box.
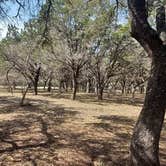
[0,91,165,166]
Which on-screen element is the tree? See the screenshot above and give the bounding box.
[128,0,166,165]
[0,22,44,103]
[42,0,95,100]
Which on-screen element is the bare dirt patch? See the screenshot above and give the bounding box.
[0,92,165,166]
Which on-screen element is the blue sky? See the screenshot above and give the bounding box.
[0,0,127,39]
[0,0,43,39]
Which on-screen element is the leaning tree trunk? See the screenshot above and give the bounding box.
[130,57,166,166]
[20,84,30,106]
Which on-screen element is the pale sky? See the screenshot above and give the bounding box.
[0,0,127,40]
[0,0,43,40]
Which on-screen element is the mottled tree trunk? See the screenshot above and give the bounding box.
[127,0,166,165]
[130,58,166,166]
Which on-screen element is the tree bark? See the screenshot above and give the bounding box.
[34,81,38,95]
[43,78,49,90]
[97,87,103,100]
[72,77,78,100]
[130,57,166,166]
[47,71,53,92]
[33,65,41,95]
[20,84,30,106]
[47,78,52,92]
[86,79,91,93]
[128,0,166,165]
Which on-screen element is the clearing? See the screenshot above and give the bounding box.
[0,92,165,166]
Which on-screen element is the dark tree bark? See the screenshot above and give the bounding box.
[130,57,166,166]
[33,64,41,95]
[120,78,126,95]
[33,81,38,95]
[128,0,166,165]
[59,81,63,93]
[47,72,53,92]
[47,78,52,92]
[97,86,104,100]
[72,77,78,100]
[72,67,79,100]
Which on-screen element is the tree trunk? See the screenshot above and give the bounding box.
[72,77,78,100]
[130,58,166,166]
[43,79,48,90]
[97,87,103,100]
[72,79,77,100]
[47,78,52,92]
[20,84,30,106]
[127,0,166,165]
[121,87,125,95]
[59,81,62,93]
[33,66,41,95]
[34,82,38,95]
[139,85,144,94]
[95,81,98,95]
[64,82,68,92]
[86,79,91,93]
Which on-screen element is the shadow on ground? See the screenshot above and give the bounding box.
[0,95,165,166]
[40,92,144,107]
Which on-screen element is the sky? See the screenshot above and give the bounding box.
[0,1,24,39]
[0,0,43,39]
[0,0,127,40]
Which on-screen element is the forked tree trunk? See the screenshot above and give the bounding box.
[130,58,166,166]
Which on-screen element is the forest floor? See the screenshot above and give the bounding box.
[0,91,165,166]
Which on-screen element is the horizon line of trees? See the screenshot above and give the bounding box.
[0,0,149,104]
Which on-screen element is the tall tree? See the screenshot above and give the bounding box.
[128,0,166,165]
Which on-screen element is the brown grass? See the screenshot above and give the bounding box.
[0,91,165,166]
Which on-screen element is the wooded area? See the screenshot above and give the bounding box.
[0,0,166,165]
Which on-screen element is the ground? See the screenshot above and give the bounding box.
[0,91,165,166]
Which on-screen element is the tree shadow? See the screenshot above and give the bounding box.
[40,92,144,107]
[82,115,136,165]
[0,95,81,165]
[0,95,165,165]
